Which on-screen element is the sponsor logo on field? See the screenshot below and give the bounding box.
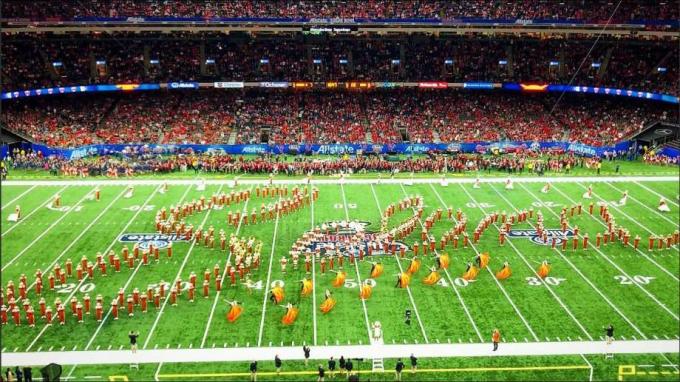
[507,228,574,246]
[118,233,188,249]
[303,220,408,256]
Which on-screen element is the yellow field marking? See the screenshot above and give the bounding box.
[618,365,636,381]
[618,365,679,381]
[108,376,129,381]
[158,364,589,379]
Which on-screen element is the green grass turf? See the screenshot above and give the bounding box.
[0,174,678,381]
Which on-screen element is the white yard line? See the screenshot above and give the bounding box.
[62,185,190,381]
[425,184,539,341]
[143,184,226,349]
[339,183,374,343]
[2,186,95,271]
[420,184,484,341]
[465,183,593,341]
[633,181,679,207]
[369,184,429,344]
[199,186,253,348]
[4,340,678,366]
[2,185,69,237]
[558,184,678,282]
[256,194,282,347]
[310,184,318,346]
[546,185,679,321]
[603,181,679,227]
[580,354,594,382]
[518,183,667,333]
[154,362,164,381]
[1,175,676,187]
[1,185,37,210]
[26,187,128,291]
[28,185,165,352]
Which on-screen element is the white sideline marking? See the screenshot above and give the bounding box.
[580,354,594,382]
[1,185,37,210]
[3,186,94,271]
[519,183,649,338]
[199,186,253,348]
[256,193,282,347]
[26,187,128,291]
[340,183,374,343]
[469,183,593,341]
[2,185,68,238]
[1,175,676,187]
[3,340,677,366]
[426,184,538,341]
[369,184,429,344]
[633,181,679,207]
[551,184,679,321]
[143,184,225,349]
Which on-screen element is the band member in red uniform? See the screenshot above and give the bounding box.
[203,280,210,298]
[70,297,78,316]
[57,303,66,325]
[215,275,222,292]
[1,305,8,325]
[76,302,84,323]
[648,235,655,251]
[596,232,602,247]
[44,305,53,324]
[27,306,36,327]
[99,261,107,276]
[39,297,46,318]
[140,295,148,313]
[188,283,195,302]
[154,292,161,310]
[170,288,178,306]
[12,305,21,326]
[111,299,119,320]
[83,294,91,315]
[167,242,173,258]
[65,259,73,276]
[95,302,103,322]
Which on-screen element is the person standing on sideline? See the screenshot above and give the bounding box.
[274,354,282,375]
[395,359,405,381]
[492,329,501,351]
[328,356,336,378]
[249,361,257,382]
[317,364,325,382]
[339,356,346,376]
[345,358,354,376]
[128,331,140,353]
[409,353,417,373]
[604,324,614,344]
[303,345,311,366]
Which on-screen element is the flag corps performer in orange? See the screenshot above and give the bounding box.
[406,257,420,275]
[537,260,551,279]
[270,286,285,304]
[495,261,512,280]
[395,272,411,288]
[300,279,313,297]
[462,262,479,281]
[281,302,299,325]
[359,281,373,299]
[320,289,336,314]
[435,253,450,270]
[423,266,441,285]
[225,300,243,323]
[475,253,490,269]
[370,262,384,278]
[331,270,346,288]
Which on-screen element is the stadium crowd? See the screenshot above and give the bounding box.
[3,91,674,148]
[3,0,677,22]
[2,35,677,94]
[4,146,615,178]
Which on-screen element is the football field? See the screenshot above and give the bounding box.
[1,175,678,381]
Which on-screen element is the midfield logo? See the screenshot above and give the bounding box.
[304,221,409,256]
[118,233,188,250]
[507,229,575,246]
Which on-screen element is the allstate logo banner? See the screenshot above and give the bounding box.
[118,233,188,249]
[507,229,575,246]
[304,221,408,256]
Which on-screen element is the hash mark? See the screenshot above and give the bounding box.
[49,346,53,351]
[37,346,42,352]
